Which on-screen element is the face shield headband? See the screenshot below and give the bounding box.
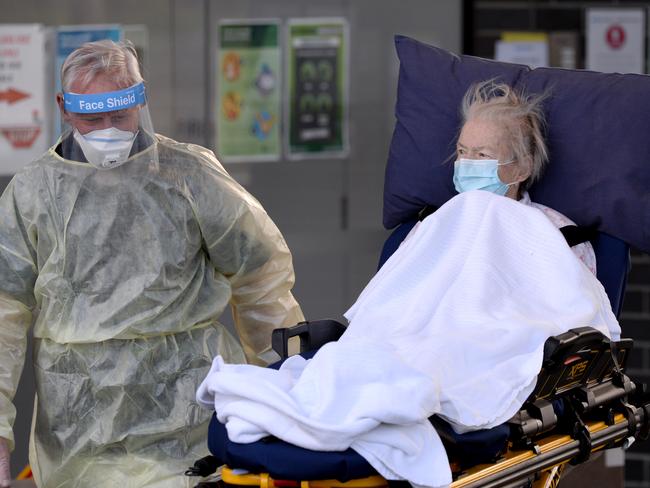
[61,82,155,170]
[63,82,146,114]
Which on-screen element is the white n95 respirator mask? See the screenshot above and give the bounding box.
[73,127,138,170]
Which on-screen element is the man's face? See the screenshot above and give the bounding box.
[57,74,140,135]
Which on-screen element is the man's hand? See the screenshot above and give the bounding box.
[0,437,10,487]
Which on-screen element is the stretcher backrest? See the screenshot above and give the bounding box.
[592,233,631,318]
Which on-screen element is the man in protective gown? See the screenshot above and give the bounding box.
[0,40,304,487]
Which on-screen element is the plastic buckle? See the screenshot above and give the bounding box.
[521,437,542,456]
[569,410,592,465]
[621,400,640,438]
[640,404,650,441]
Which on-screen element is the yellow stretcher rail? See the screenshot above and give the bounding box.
[221,468,388,488]
[451,413,628,487]
[219,413,630,488]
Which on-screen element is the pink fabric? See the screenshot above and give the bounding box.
[0,437,10,487]
[520,192,597,275]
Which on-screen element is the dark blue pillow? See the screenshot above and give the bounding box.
[384,35,650,254]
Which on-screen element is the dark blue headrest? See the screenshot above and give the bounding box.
[384,35,650,254]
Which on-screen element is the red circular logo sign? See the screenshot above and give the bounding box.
[605,25,626,50]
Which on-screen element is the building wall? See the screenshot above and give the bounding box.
[622,249,650,487]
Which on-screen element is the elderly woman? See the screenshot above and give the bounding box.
[453,81,597,274]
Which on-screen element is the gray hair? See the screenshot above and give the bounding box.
[61,40,143,92]
[460,80,549,188]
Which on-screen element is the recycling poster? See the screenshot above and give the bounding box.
[0,24,48,174]
[287,19,348,159]
[216,21,281,162]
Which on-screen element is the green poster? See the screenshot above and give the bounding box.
[217,21,281,162]
[287,19,348,159]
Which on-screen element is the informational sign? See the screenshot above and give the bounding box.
[287,19,348,159]
[495,32,549,68]
[54,25,123,140]
[0,24,49,174]
[216,20,281,162]
[586,8,645,74]
[549,32,579,69]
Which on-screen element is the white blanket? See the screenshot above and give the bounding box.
[197,191,620,488]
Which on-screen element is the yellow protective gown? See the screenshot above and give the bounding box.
[0,134,304,487]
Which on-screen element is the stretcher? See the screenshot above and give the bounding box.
[186,313,650,488]
[186,35,650,488]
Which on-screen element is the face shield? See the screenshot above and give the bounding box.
[60,82,156,170]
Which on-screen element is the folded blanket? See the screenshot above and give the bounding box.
[197,191,620,488]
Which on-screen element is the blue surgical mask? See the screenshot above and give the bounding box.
[453,158,515,196]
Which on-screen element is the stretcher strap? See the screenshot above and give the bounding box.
[558,225,598,247]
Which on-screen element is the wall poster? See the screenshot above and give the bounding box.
[286,18,348,159]
[0,24,49,174]
[495,32,549,68]
[586,8,645,74]
[216,20,281,162]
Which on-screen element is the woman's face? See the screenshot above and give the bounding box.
[457,117,529,199]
